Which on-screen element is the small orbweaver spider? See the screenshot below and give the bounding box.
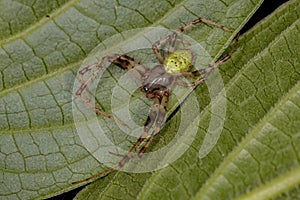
[73,17,239,184]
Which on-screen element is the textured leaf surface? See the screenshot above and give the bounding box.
[0,0,299,200]
[75,0,300,200]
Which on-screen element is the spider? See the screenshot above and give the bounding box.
[73,17,239,184]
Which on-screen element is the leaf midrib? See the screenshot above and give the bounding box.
[235,166,300,200]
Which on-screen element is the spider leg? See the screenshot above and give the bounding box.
[72,91,169,185]
[176,17,232,33]
[76,54,145,123]
[153,17,231,64]
[177,33,239,87]
[152,32,191,64]
[138,90,169,156]
[152,33,175,64]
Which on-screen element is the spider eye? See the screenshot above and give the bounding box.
[142,85,149,92]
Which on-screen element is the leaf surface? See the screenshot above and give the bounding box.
[1,0,299,200]
[76,0,300,199]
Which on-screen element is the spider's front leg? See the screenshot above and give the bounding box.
[152,33,177,64]
[152,17,232,66]
[75,54,145,123]
[176,17,232,33]
[177,32,240,87]
[152,32,191,64]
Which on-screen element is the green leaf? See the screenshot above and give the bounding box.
[0,0,298,200]
[0,0,69,40]
[76,0,300,200]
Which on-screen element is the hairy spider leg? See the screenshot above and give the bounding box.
[107,93,163,157]
[76,54,145,124]
[138,90,169,156]
[76,61,116,120]
[167,32,179,53]
[152,34,174,64]
[176,17,232,33]
[152,16,232,66]
[152,32,192,64]
[177,32,240,87]
[72,89,169,185]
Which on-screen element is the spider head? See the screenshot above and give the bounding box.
[164,49,193,74]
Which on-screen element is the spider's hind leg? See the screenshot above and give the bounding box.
[138,90,169,156]
[72,90,170,185]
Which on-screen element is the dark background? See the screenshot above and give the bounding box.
[240,0,290,34]
[49,0,290,199]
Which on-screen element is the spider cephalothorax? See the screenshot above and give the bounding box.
[141,49,193,99]
[73,17,239,184]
